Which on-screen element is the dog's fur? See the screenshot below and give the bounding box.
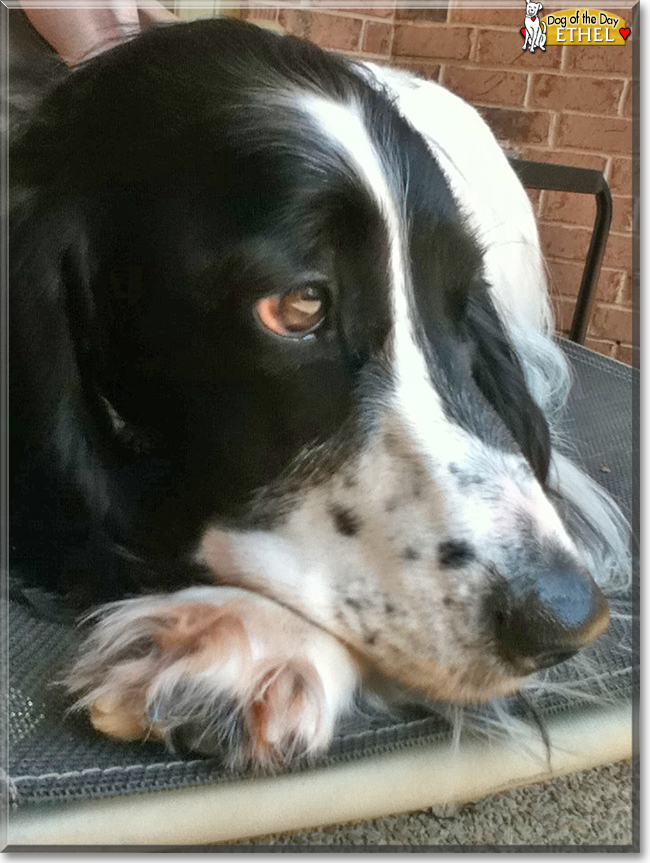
[10,18,630,768]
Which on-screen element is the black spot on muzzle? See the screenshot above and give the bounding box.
[330,505,361,537]
[438,540,475,569]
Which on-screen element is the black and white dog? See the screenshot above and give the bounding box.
[10,18,629,768]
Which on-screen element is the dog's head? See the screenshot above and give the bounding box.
[526,2,543,18]
[12,19,608,704]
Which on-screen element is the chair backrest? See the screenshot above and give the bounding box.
[509,158,613,345]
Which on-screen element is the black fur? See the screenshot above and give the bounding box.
[330,506,361,537]
[438,540,475,569]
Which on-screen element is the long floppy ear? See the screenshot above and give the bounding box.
[7,26,99,474]
[10,190,97,457]
[9,183,115,577]
[466,287,551,485]
[9,182,224,606]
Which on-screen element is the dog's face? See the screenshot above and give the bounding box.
[13,20,607,706]
[526,2,543,18]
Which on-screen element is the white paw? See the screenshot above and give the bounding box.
[67,587,358,769]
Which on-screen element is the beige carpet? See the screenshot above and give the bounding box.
[235,760,634,848]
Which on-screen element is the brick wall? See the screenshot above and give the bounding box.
[237,1,636,364]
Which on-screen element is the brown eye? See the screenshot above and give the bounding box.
[255,285,327,338]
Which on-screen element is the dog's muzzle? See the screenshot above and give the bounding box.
[487,564,610,674]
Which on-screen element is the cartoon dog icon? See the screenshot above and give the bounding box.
[523,1,547,52]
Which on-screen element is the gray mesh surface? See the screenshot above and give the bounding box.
[5,342,637,809]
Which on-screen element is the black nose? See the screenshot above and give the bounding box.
[488,563,610,674]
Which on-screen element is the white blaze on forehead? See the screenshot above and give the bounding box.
[300,92,469,468]
[295,94,577,555]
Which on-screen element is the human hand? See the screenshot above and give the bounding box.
[20,0,177,66]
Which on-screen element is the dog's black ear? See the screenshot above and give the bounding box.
[11,191,91,443]
[9,183,114,547]
[466,288,551,484]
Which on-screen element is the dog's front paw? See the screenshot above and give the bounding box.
[67,587,358,769]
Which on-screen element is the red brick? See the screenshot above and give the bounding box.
[596,268,627,304]
[239,8,277,22]
[562,45,633,75]
[392,24,472,60]
[546,258,582,298]
[602,6,634,20]
[621,79,633,117]
[546,259,624,303]
[442,66,527,107]
[608,157,633,195]
[519,147,608,172]
[541,190,596,228]
[587,304,632,343]
[363,21,392,55]
[617,272,633,306]
[346,6,395,19]
[614,343,636,366]
[602,232,632,271]
[391,60,441,80]
[479,107,552,146]
[527,188,541,213]
[584,337,617,357]
[448,6,523,27]
[476,28,561,69]
[395,6,448,22]
[552,295,578,333]
[539,223,591,261]
[529,73,624,115]
[611,195,634,234]
[556,114,632,154]
[278,10,363,52]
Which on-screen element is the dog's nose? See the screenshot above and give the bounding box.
[488,564,610,673]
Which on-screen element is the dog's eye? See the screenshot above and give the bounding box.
[255,285,327,338]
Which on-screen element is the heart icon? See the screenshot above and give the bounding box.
[531,15,536,20]
[520,27,526,35]
[620,27,631,39]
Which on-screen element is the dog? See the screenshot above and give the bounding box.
[523,1,547,52]
[10,18,629,769]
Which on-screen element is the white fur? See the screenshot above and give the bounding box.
[301,93,474,471]
[360,63,553,334]
[360,63,631,594]
[69,586,359,768]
